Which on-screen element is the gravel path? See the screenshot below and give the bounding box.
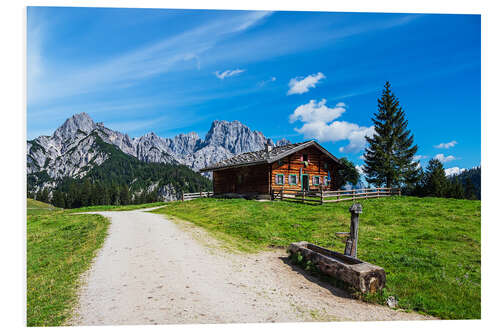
[69,208,431,325]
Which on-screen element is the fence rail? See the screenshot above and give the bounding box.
[181,191,214,201]
[271,187,400,204]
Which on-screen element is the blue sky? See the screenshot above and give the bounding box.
[27,7,480,175]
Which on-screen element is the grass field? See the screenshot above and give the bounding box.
[27,199,110,326]
[154,196,481,320]
[27,199,171,326]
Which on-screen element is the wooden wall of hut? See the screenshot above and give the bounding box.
[271,145,337,192]
[212,164,270,194]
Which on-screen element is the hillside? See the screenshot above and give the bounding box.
[449,166,481,199]
[154,196,481,319]
[28,135,212,208]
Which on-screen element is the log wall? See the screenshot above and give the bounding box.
[271,145,339,192]
[212,164,270,194]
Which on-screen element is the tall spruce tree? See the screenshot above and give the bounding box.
[363,82,419,188]
[422,158,448,197]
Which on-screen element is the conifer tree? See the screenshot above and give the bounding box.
[446,179,465,199]
[363,81,419,188]
[422,158,448,197]
[119,185,130,205]
[464,178,477,200]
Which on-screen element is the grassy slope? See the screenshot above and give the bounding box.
[154,196,480,320]
[27,199,109,326]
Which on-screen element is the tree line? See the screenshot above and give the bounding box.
[27,137,212,208]
[29,180,163,208]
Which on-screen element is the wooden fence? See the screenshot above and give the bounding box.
[271,187,400,204]
[181,191,214,201]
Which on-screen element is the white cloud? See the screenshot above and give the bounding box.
[215,69,245,80]
[287,72,326,95]
[289,99,374,153]
[435,153,456,163]
[445,167,466,177]
[289,99,345,123]
[434,140,457,149]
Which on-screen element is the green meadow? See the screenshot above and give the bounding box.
[154,196,481,319]
[27,199,109,326]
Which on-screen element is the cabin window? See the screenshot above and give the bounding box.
[275,174,284,185]
[289,174,298,185]
[302,153,309,162]
[313,176,321,185]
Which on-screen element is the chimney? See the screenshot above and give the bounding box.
[265,143,272,156]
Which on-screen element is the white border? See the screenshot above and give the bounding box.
[1,1,497,332]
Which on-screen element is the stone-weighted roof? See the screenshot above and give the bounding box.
[199,140,342,172]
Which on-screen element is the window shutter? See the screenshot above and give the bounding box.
[288,175,292,184]
[275,174,279,184]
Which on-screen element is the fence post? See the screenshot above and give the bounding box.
[320,187,323,205]
[302,190,305,203]
[281,189,284,201]
[182,191,184,202]
[398,188,401,196]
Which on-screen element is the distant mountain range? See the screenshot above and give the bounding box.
[27,113,290,203]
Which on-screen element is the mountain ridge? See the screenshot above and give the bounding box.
[27,113,291,198]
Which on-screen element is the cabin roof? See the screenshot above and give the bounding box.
[199,140,344,172]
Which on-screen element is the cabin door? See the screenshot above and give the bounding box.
[302,174,309,191]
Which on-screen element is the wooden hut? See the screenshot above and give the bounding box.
[199,140,345,199]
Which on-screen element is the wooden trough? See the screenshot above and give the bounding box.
[288,241,386,293]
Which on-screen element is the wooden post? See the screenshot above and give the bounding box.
[182,191,184,202]
[200,191,202,198]
[398,188,401,196]
[302,190,305,203]
[344,203,362,258]
[281,189,284,201]
[320,187,323,205]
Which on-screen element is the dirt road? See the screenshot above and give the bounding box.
[70,208,431,325]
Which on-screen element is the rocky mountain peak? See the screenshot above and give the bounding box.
[53,112,96,141]
[203,119,271,154]
[28,113,293,179]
